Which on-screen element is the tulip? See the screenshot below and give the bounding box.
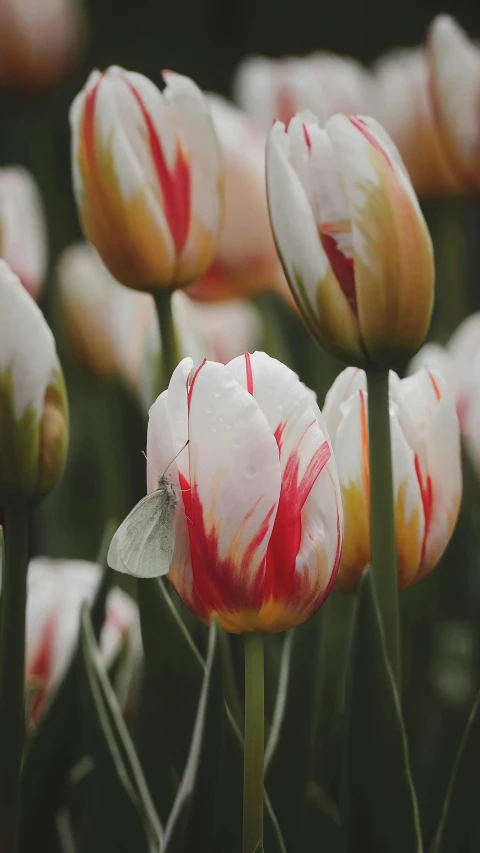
[0,0,83,91]
[58,243,154,384]
[187,95,288,302]
[323,366,462,592]
[0,166,48,300]
[234,52,372,131]
[428,15,480,192]
[146,352,343,633]
[266,112,434,368]
[409,313,480,429]
[373,48,459,197]
[0,261,68,508]
[70,66,224,292]
[26,558,139,725]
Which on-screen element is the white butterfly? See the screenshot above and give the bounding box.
[107,475,178,578]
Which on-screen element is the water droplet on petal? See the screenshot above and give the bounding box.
[278,402,284,412]
[213,389,221,399]
[205,406,214,415]
[244,463,257,479]
[233,440,240,450]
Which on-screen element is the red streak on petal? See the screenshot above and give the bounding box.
[428,370,442,401]
[244,352,254,395]
[27,617,56,726]
[276,83,297,128]
[349,116,394,170]
[187,358,207,412]
[303,123,312,152]
[320,230,357,313]
[82,78,102,181]
[414,453,433,571]
[264,430,331,603]
[359,390,370,505]
[125,79,191,255]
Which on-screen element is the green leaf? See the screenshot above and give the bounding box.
[265,610,323,849]
[341,571,423,853]
[79,606,162,852]
[20,556,113,852]
[136,577,205,820]
[431,687,480,852]
[162,622,224,853]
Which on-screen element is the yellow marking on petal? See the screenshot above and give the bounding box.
[395,478,423,588]
[336,479,370,593]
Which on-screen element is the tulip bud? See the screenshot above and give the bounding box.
[187,95,288,302]
[323,366,461,591]
[266,112,434,368]
[70,66,224,292]
[373,48,459,197]
[0,166,47,300]
[0,261,68,508]
[58,242,154,384]
[26,558,139,724]
[146,352,343,632]
[428,15,480,192]
[234,52,372,131]
[0,0,83,92]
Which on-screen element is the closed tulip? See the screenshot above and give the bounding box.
[0,261,68,508]
[26,558,139,725]
[235,52,371,131]
[70,66,224,292]
[373,48,459,197]
[428,15,480,192]
[187,95,288,302]
[266,112,434,368]
[0,166,47,300]
[323,366,461,592]
[0,0,83,91]
[146,352,343,632]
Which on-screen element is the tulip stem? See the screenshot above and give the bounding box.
[366,370,401,686]
[243,631,264,853]
[0,509,30,853]
[154,288,177,393]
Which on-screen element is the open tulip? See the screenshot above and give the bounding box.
[373,48,459,197]
[70,66,224,292]
[266,112,434,368]
[26,558,139,725]
[428,15,480,192]
[0,261,68,508]
[0,166,48,300]
[146,352,343,632]
[187,95,288,302]
[323,366,461,592]
[0,0,83,91]
[235,52,371,131]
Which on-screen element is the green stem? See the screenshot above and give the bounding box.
[0,509,30,853]
[154,289,177,393]
[366,370,401,686]
[243,632,264,853]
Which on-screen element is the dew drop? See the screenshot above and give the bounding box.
[233,440,240,450]
[205,406,214,416]
[244,463,257,479]
[213,389,222,399]
[211,425,217,433]
[277,402,284,412]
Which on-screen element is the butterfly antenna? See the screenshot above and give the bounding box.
[142,451,160,480]
[162,439,190,477]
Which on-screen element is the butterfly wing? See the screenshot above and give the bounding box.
[107,491,176,578]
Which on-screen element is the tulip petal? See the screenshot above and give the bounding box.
[389,408,425,587]
[163,71,223,283]
[323,366,366,442]
[165,356,193,483]
[266,120,364,364]
[184,359,281,621]
[327,113,433,366]
[147,391,194,605]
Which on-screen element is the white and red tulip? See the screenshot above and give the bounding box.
[323,366,462,592]
[0,166,47,300]
[26,558,139,725]
[147,352,343,632]
[266,112,434,368]
[187,95,288,302]
[428,15,480,192]
[0,0,83,91]
[0,261,68,508]
[70,67,224,291]
[373,48,459,197]
[234,52,371,131]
